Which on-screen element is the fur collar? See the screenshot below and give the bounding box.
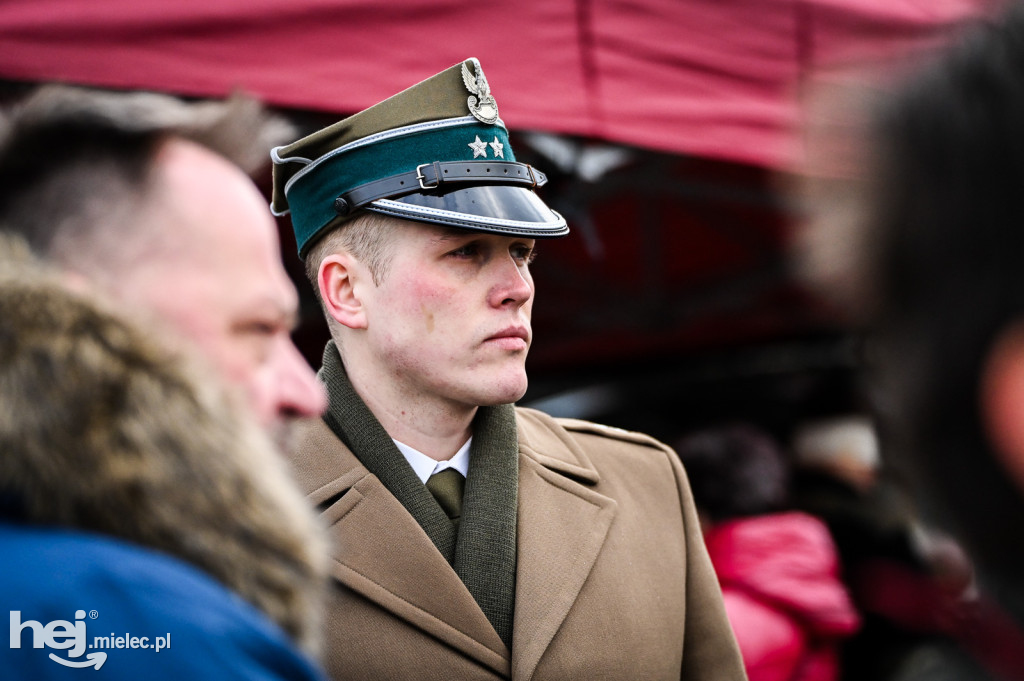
[0,256,327,655]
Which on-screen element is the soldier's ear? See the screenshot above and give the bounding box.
[318,253,368,330]
[980,320,1024,493]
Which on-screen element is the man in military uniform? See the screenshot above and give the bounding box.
[272,58,745,680]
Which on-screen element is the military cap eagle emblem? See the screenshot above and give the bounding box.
[462,58,499,125]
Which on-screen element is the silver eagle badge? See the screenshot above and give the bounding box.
[462,58,499,125]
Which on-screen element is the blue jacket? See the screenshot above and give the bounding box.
[1,522,326,680]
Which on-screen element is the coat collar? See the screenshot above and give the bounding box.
[289,407,617,680]
[317,342,518,646]
[511,409,615,680]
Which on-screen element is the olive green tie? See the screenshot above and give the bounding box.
[426,468,465,528]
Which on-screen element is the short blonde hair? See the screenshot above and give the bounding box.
[303,211,398,303]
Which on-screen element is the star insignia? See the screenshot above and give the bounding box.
[489,137,504,158]
[469,135,488,158]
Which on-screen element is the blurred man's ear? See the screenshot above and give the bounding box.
[981,321,1024,493]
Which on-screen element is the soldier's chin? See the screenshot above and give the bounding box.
[480,374,528,406]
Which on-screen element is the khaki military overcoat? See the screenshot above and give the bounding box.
[289,407,745,681]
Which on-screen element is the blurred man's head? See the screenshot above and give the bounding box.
[0,86,326,429]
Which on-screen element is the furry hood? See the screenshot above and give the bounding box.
[0,242,328,655]
[705,511,860,639]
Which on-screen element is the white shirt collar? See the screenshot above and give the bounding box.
[393,437,472,484]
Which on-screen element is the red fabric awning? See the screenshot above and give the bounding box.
[0,0,999,169]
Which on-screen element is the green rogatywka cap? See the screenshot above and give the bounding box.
[271,58,569,259]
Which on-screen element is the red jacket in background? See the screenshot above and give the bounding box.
[705,511,861,681]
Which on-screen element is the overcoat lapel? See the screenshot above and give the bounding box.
[292,418,511,675]
[511,414,617,681]
[290,397,618,680]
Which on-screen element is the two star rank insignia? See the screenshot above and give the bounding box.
[469,135,504,158]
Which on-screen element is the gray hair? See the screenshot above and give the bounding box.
[0,85,293,270]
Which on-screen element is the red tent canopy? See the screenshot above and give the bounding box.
[0,0,998,169]
[0,0,1003,427]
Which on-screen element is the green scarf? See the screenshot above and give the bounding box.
[319,342,518,648]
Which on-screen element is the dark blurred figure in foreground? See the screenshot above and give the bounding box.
[0,239,326,679]
[800,3,1024,678]
[677,424,860,681]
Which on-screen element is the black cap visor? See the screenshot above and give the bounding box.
[365,185,568,238]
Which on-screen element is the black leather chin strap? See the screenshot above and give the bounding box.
[332,161,547,216]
